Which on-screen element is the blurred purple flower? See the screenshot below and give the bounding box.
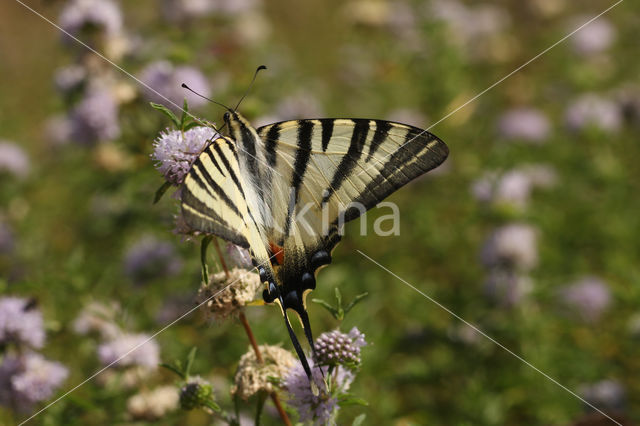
[570,17,616,56]
[0,141,30,179]
[43,115,73,147]
[497,107,550,143]
[226,243,253,269]
[123,235,182,284]
[559,277,611,322]
[0,220,14,254]
[566,94,622,133]
[54,65,86,94]
[471,165,557,208]
[579,380,626,412]
[98,332,160,368]
[284,360,354,425]
[139,61,210,110]
[0,297,45,349]
[429,1,510,47]
[73,301,121,339]
[484,270,532,307]
[152,126,217,185]
[0,353,68,413]
[480,224,538,271]
[59,0,123,39]
[70,87,121,144]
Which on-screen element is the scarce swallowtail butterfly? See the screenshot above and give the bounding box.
[180,91,449,383]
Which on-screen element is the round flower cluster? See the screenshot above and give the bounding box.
[97,332,160,369]
[123,235,183,285]
[139,60,211,110]
[152,126,218,185]
[0,297,45,349]
[179,376,215,410]
[127,385,179,420]
[197,268,261,320]
[0,352,69,413]
[232,345,296,400]
[314,328,366,368]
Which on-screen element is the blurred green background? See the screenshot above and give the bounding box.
[1,0,639,424]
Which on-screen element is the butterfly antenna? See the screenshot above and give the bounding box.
[234,65,267,111]
[181,83,231,111]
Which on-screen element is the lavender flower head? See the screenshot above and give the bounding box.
[70,87,121,144]
[0,297,45,349]
[480,224,538,271]
[152,126,217,185]
[0,353,68,412]
[72,301,121,339]
[54,65,86,94]
[0,141,30,179]
[139,61,211,110]
[123,235,182,284]
[484,270,532,307]
[497,107,550,143]
[59,0,123,39]
[98,332,160,368]
[315,327,367,368]
[559,276,612,322]
[566,93,622,133]
[284,360,354,425]
[570,17,616,56]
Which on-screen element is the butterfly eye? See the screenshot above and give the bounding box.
[223,112,231,122]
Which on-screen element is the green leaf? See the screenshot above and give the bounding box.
[311,298,340,320]
[338,395,369,407]
[150,102,180,128]
[180,98,189,130]
[153,181,173,204]
[160,363,185,379]
[254,391,267,426]
[184,347,197,378]
[201,236,213,285]
[204,399,221,412]
[343,292,369,315]
[352,414,367,426]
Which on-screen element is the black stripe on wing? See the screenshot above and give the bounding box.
[321,119,370,204]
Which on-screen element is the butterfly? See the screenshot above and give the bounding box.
[181,109,449,381]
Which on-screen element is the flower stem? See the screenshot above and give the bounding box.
[239,312,291,426]
[212,237,230,279]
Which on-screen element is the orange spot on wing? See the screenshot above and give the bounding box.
[269,242,285,265]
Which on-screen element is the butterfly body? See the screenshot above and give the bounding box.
[181,110,449,379]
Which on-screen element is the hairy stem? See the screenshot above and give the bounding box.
[239,312,291,426]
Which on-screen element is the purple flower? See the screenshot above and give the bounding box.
[497,107,550,143]
[579,380,625,412]
[123,235,182,284]
[139,61,210,110]
[0,141,30,179]
[70,87,121,144]
[559,277,611,322]
[0,297,45,349]
[152,126,217,185]
[273,90,324,121]
[566,94,622,133]
[59,0,123,40]
[54,65,86,94]
[43,115,73,147]
[480,224,538,271]
[387,108,428,128]
[570,17,616,56]
[73,301,121,339]
[484,270,532,307]
[471,165,557,208]
[315,327,366,368]
[0,353,68,413]
[284,360,354,425]
[98,332,160,368]
[494,170,532,208]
